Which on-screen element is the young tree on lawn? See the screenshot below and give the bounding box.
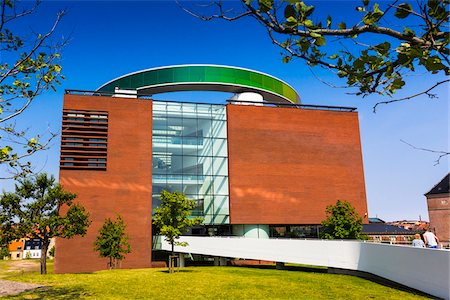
[153,190,203,255]
[0,0,66,178]
[0,173,90,274]
[320,200,364,240]
[94,215,131,270]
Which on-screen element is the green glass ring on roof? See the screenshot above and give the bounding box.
[97,65,300,104]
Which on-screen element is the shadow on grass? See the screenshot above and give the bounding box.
[239,264,328,273]
[159,269,196,274]
[4,286,91,299]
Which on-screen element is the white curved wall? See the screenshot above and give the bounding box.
[158,236,450,299]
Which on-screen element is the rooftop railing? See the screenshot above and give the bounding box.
[65,89,357,112]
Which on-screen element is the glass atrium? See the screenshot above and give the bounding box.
[152,101,229,224]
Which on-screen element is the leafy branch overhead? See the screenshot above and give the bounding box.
[183,0,449,101]
[0,0,65,178]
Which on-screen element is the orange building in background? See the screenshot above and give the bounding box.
[8,240,25,260]
[56,65,368,273]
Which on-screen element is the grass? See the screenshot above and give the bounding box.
[0,260,10,277]
[1,260,428,299]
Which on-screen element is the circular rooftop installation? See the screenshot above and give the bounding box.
[97,65,300,104]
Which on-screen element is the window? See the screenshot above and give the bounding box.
[269,225,320,238]
[60,109,108,170]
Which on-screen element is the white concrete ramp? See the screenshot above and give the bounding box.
[157,236,450,299]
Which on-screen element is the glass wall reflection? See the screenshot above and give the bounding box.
[152,101,229,224]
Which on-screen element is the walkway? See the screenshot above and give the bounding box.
[156,236,450,299]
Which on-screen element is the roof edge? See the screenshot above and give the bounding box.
[424,173,450,196]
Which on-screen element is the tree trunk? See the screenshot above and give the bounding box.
[169,242,175,273]
[40,240,49,275]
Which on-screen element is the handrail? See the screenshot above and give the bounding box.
[65,89,357,112]
[226,99,357,112]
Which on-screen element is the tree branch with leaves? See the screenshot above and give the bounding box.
[183,0,449,108]
[0,0,65,178]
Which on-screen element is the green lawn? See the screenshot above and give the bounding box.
[1,260,427,299]
[0,260,10,276]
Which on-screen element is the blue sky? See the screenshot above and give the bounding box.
[1,1,448,221]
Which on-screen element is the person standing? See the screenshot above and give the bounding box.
[423,228,440,248]
[412,234,426,248]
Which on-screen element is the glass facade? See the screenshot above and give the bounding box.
[152,101,229,224]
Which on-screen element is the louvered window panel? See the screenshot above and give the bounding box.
[60,109,108,170]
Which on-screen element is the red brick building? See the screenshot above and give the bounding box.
[425,173,449,248]
[55,65,368,273]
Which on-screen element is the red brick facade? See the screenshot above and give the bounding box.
[426,194,450,247]
[56,96,368,273]
[227,104,368,224]
[55,95,153,273]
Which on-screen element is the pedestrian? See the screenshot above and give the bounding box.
[412,233,425,248]
[423,228,440,249]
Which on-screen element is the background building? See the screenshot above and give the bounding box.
[56,65,368,273]
[425,173,449,248]
[387,219,428,232]
[364,218,419,245]
[3,238,55,260]
[7,239,24,260]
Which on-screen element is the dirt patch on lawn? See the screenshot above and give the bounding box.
[0,279,44,296]
[0,260,40,278]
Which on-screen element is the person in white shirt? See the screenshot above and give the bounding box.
[423,228,440,248]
